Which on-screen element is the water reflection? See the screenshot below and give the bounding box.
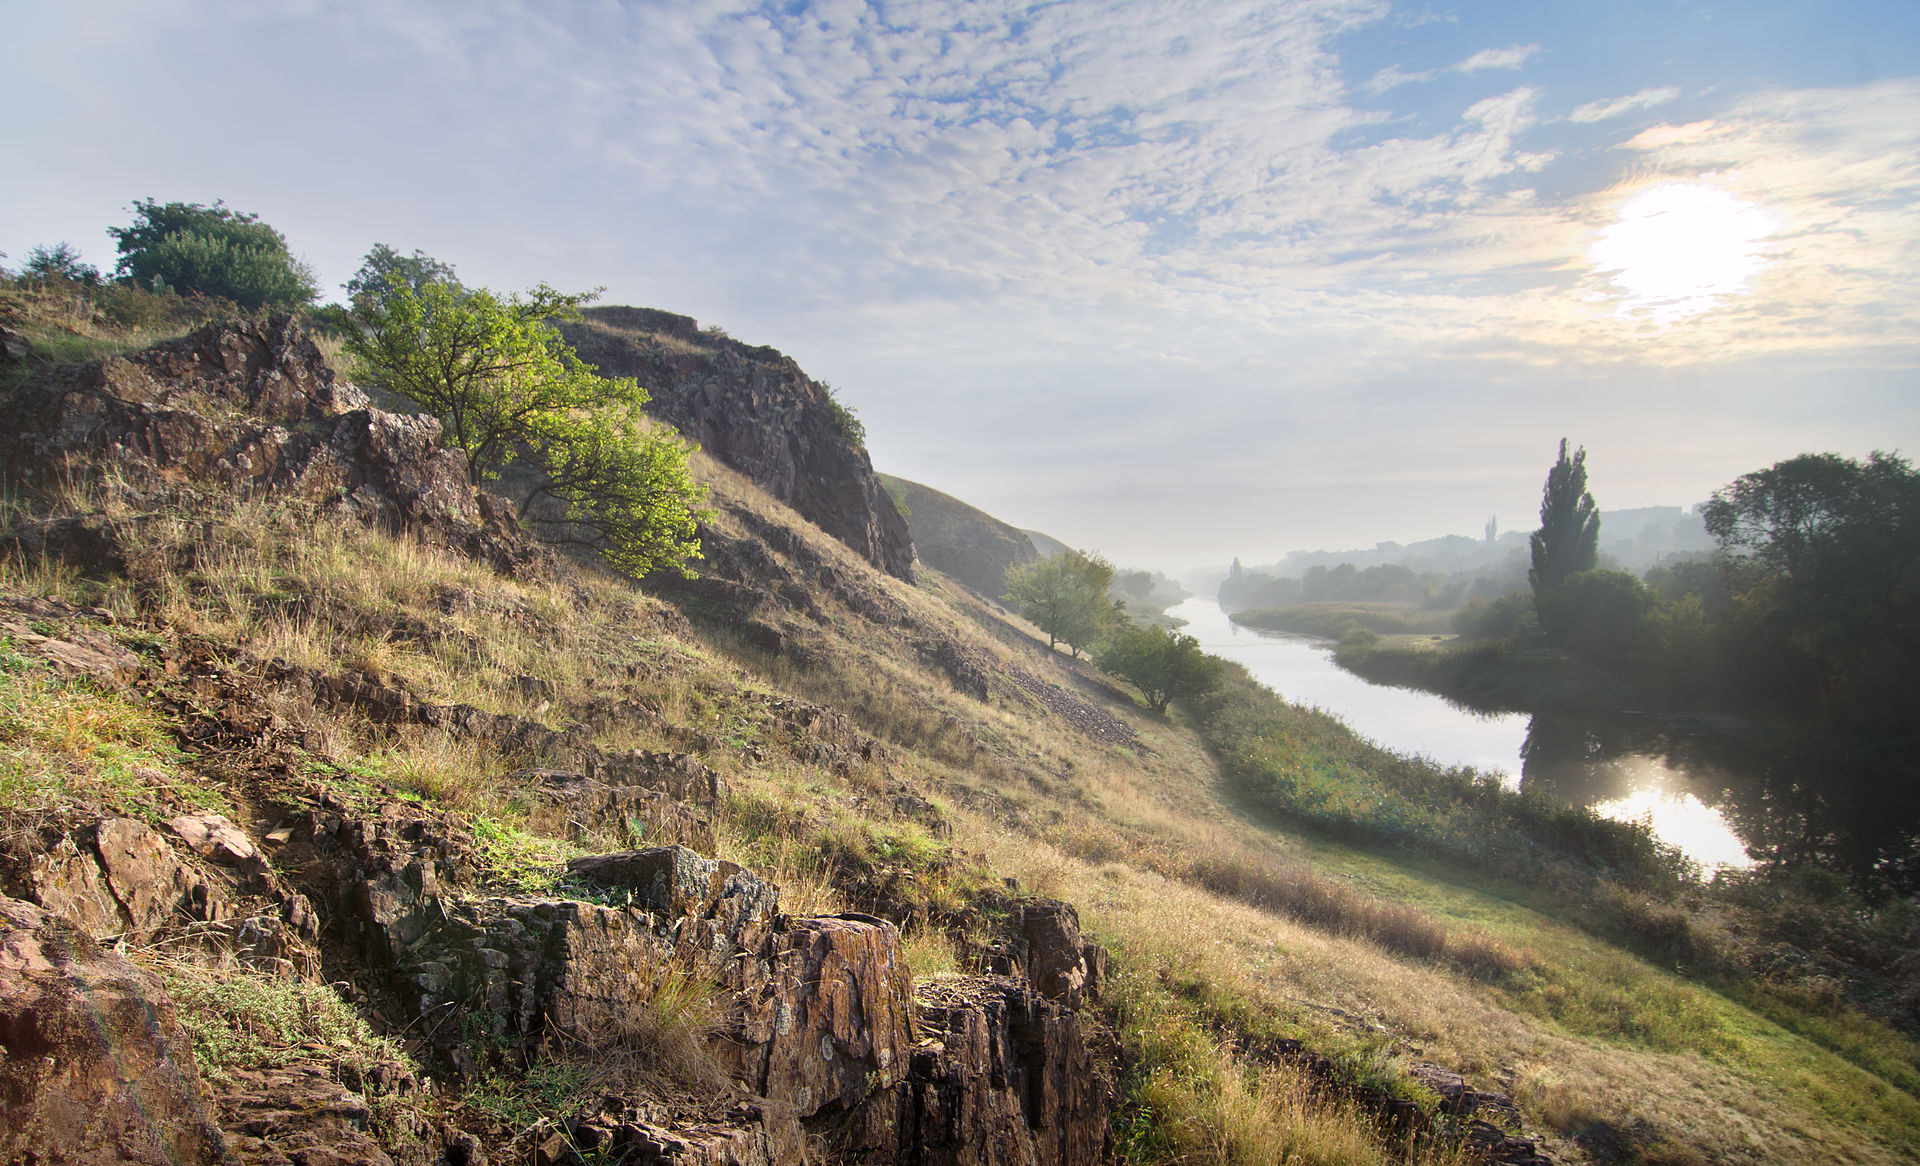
[1519,715,1754,871]
[1176,596,1916,887]
[1171,597,1756,871]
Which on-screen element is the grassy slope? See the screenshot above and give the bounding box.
[1,307,1913,1163]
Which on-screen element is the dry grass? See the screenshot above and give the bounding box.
[0,643,221,824]
[5,438,1914,1165]
[978,818,1920,1166]
[901,924,964,982]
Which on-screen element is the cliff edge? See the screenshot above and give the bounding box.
[559,306,916,582]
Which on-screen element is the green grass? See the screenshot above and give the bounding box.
[0,641,224,822]
[147,956,411,1086]
[471,813,587,892]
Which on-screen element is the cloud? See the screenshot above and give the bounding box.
[1571,86,1682,123]
[1365,43,1537,92]
[1454,45,1540,74]
[4,2,1915,565]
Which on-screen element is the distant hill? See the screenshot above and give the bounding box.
[1024,528,1071,560]
[878,473,1039,599]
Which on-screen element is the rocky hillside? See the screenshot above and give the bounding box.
[0,315,1122,1164]
[8,305,1902,1166]
[558,306,915,582]
[879,473,1038,601]
[0,313,1590,1166]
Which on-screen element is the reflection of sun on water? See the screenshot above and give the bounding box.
[1589,182,1781,325]
[1593,788,1754,873]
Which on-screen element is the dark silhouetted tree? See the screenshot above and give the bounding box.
[18,242,101,286]
[1703,450,1920,709]
[1529,438,1600,601]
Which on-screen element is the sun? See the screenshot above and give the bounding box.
[1588,181,1781,324]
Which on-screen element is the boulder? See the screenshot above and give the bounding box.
[566,846,778,924]
[213,1065,396,1166]
[1015,899,1105,1010]
[0,617,142,685]
[735,914,914,1119]
[27,820,205,941]
[169,810,263,868]
[0,322,30,363]
[0,896,226,1164]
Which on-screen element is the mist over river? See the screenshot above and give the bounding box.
[1168,596,1755,872]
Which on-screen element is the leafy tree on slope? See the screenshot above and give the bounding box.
[1005,549,1117,657]
[1099,622,1223,712]
[345,273,706,577]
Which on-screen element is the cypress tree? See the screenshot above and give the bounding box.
[1529,438,1600,598]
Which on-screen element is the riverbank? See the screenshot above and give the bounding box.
[1332,635,1659,716]
[1229,600,1453,638]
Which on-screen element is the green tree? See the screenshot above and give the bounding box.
[345,277,620,484]
[521,407,705,578]
[1099,622,1222,712]
[18,242,101,286]
[1004,549,1117,657]
[345,274,707,577]
[108,199,317,309]
[1703,451,1920,708]
[343,244,461,308]
[1529,438,1600,600]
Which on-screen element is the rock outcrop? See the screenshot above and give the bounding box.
[301,805,1113,1164]
[879,473,1037,600]
[0,896,227,1165]
[0,314,537,574]
[559,307,915,582]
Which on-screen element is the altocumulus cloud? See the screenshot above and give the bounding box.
[3,0,1916,562]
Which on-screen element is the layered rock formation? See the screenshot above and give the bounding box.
[879,473,1038,600]
[559,307,915,582]
[7,781,1114,1164]
[0,314,537,574]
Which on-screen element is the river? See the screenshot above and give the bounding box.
[1167,595,1755,872]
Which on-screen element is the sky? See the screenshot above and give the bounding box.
[5,0,1918,571]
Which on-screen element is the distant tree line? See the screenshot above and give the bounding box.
[1220,557,1501,612]
[1473,442,1920,731]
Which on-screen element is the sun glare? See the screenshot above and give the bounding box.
[1588,182,1780,325]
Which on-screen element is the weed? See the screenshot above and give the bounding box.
[144,956,409,1086]
[0,650,223,822]
[471,814,583,892]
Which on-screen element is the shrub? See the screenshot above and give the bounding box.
[1535,569,1659,668]
[109,199,317,309]
[1451,590,1536,641]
